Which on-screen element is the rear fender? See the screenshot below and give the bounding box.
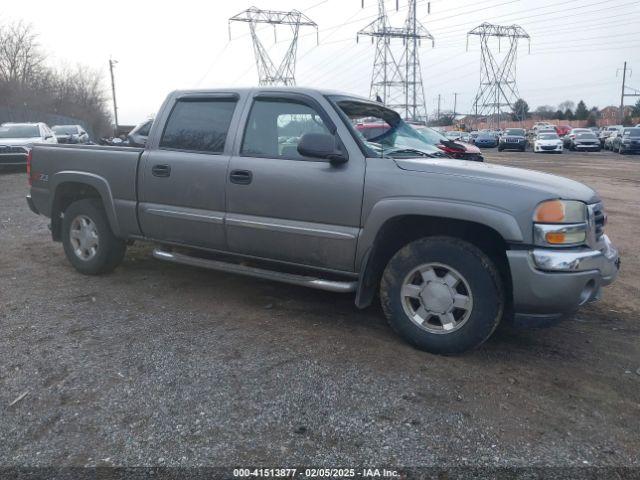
[50,171,121,238]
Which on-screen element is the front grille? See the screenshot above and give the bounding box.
[0,145,29,154]
[0,153,27,165]
[541,145,556,150]
[591,203,606,240]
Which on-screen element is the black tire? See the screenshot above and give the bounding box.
[497,146,503,152]
[62,198,126,275]
[380,237,504,354]
[520,147,526,152]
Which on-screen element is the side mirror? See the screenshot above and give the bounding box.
[297,133,347,164]
[44,134,53,140]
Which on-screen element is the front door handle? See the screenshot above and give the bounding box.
[229,169,252,185]
[152,164,171,177]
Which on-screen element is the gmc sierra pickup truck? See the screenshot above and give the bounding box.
[26,88,620,354]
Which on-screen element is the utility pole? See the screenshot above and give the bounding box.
[453,92,459,118]
[620,61,627,123]
[109,58,119,137]
[437,94,441,121]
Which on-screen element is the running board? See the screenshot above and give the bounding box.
[152,249,357,293]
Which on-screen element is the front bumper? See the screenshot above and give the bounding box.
[620,143,640,152]
[534,144,563,152]
[500,140,526,149]
[506,235,619,324]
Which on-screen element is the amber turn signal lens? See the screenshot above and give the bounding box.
[545,232,566,244]
[535,200,565,223]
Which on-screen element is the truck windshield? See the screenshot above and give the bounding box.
[0,125,40,138]
[330,96,442,158]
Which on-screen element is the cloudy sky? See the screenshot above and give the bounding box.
[2,0,638,124]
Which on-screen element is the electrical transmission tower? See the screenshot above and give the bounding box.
[229,7,318,86]
[357,1,434,121]
[467,23,530,129]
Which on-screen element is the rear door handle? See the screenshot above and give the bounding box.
[152,164,171,177]
[229,169,252,185]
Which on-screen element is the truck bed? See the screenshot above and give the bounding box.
[29,143,145,238]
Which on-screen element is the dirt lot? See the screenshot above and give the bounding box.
[1,150,639,471]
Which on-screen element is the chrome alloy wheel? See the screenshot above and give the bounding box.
[400,262,473,334]
[69,215,99,261]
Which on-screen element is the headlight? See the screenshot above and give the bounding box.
[533,200,587,246]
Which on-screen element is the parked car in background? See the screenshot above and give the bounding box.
[604,130,622,150]
[474,132,498,148]
[127,119,154,147]
[26,87,619,354]
[468,131,479,144]
[610,127,640,154]
[445,131,462,141]
[599,125,623,147]
[533,132,563,154]
[498,128,527,152]
[51,125,90,144]
[410,124,484,161]
[567,131,601,151]
[556,125,572,137]
[563,128,592,149]
[0,122,57,167]
[538,127,557,135]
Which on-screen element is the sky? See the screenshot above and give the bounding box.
[2,0,639,124]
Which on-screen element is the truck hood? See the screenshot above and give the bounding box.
[394,158,598,203]
[0,137,39,146]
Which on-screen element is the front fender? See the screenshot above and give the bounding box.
[50,171,121,238]
[356,197,523,268]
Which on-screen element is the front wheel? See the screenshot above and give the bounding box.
[62,199,126,275]
[380,237,504,354]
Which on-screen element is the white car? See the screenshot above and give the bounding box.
[534,132,563,154]
[0,122,57,166]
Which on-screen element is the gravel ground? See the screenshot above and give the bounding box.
[1,150,639,471]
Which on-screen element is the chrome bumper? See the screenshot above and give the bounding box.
[506,235,620,322]
[530,235,619,285]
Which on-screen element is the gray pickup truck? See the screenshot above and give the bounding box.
[26,88,620,354]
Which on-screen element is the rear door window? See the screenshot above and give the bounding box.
[160,98,237,153]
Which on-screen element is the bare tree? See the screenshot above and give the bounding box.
[0,21,44,84]
[0,20,112,136]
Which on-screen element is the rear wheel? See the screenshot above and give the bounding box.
[62,199,126,275]
[380,237,504,354]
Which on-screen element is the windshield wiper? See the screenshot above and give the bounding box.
[386,148,435,158]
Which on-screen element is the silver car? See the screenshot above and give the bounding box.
[0,122,57,166]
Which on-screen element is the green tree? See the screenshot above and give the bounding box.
[632,99,640,117]
[555,110,565,120]
[564,109,574,121]
[511,98,529,121]
[575,100,589,120]
[586,112,598,127]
